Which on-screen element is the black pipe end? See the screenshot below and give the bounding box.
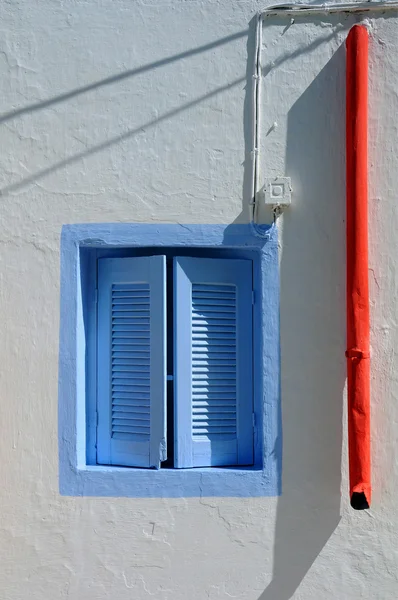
[350,492,370,510]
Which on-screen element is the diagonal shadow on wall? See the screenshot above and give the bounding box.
[0,76,245,197]
[257,43,347,600]
[0,30,248,126]
[0,29,248,197]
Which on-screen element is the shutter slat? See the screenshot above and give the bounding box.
[112,359,150,366]
[112,318,151,324]
[191,352,236,359]
[113,405,150,413]
[193,360,236,366]
[112,372,150,379]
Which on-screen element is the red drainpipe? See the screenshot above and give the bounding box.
[346,25,371,510]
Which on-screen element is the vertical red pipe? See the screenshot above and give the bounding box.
[346,25,371,510]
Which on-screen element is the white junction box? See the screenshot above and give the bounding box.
[258,177,292,206]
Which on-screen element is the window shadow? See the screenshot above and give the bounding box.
[257,44,347,599]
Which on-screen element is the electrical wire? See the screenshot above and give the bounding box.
[250,1,398,232]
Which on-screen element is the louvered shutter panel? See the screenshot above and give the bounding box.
[174,257,253,468]
[97,256,166,468]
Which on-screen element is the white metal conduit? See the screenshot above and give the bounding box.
[251,1,398,225]
[262,1,398,16]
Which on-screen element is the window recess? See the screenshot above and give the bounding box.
[96,255,254,470]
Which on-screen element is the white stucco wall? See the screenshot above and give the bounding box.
[1,1,397,598]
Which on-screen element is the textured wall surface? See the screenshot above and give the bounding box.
[1,1,398,598]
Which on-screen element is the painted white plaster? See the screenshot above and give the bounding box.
[0,1,398,598]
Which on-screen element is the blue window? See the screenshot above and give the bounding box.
[59,224,281,497]
[96,254,253,470]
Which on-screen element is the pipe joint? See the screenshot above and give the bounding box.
[345,348,370,360]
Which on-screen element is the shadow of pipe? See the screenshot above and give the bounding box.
[257,43,347,600]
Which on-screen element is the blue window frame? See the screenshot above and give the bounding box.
[59,224,281,497]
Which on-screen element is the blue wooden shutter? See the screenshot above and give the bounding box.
[174,257,253,468]
[97,256,166,468]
